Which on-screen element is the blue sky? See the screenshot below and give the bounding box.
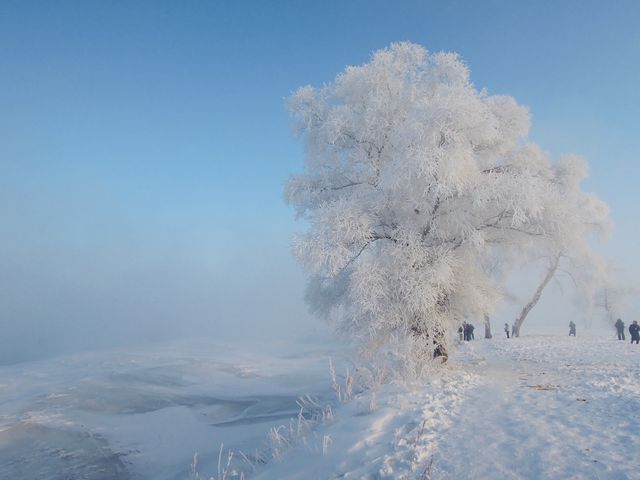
[1,1,638,362]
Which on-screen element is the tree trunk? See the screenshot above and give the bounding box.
[513,255,560,337]
[602,288,613,326]
[484,314,493,339]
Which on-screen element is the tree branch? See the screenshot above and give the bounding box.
[481,164,513,174]
[340,233,396,273]
[421,197,442,241]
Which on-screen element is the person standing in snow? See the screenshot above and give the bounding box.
[468,323,475,340]
[615,318,625,340]
[629,321,640,344]
[511,323,517,338]
[504,323,510,338]
[615,318,626,340]
[569,321,576,336]
[458,325,464,341]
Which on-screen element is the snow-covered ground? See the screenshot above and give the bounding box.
[1,333,638,479]
[257,333,640,479]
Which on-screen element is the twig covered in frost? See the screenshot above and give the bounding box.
[188,444,243,480]
[216,443,234,480]
[253,393,337,464]
[237,451,255,474]
[190,453,200,480]
[420,456,435,480]
[329,358,354,402]
[297,394,334,424]
[329,358,342,402]
[369,391,377,413]
[345,367,353,401]
[413,419,427,449]
[268,425,289,459]
[322,435,332,456]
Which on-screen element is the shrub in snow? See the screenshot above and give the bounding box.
[190,445,243,480]
[189,395,334,478]
[329,358,354,403]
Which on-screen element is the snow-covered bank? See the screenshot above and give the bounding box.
[1,334,638,479]
[254,335,639,479]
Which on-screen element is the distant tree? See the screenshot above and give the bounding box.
[285,42,607,365]
[511,155,610,337]
[513,254,561,337]
[483,314,493,339]
[596,284,640,326]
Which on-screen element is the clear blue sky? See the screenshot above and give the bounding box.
[1,0,638,362]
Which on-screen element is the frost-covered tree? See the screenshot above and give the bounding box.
[285,42,607,364]
[511,155,610,336]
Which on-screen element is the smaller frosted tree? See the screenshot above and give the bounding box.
[595,282,639,326]
[511,155,610,336]
[285,42,607,366]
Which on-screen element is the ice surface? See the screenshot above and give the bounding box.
[0,423,130,479]
[0,337,343,479]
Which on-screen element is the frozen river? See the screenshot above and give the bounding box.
[0,338,342,479]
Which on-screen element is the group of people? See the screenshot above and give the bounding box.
[563,319,640,341]
[551,318,638,342]
[465,318,640,343]
[458,322,475,341]
[504,323,517,338]
[615,318,640,344]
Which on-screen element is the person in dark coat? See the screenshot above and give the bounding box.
[504,323,510,338]
[468,323,475,340]
[432,329,448,363]
[629,321,640,344]
[615,318,625,341]
[569,321,576,336]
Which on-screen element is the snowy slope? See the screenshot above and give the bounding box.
[253,334,640,479]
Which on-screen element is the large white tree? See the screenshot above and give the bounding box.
[285,42,607,364]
